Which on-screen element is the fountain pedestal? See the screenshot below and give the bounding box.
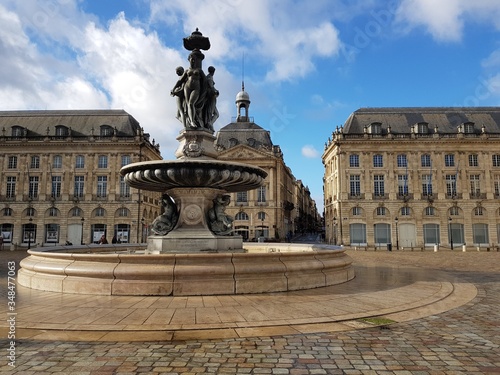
[147,187,244,253]
[175,129,218,159]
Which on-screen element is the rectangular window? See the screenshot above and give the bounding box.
[444,154,455,167]
[445,174,457,196]
[75,155,85,169]
[29,176,39,198]
[494,175,500,197]
[51,176,62,198]
[397,154,407,168]
[121,155,131,167]
[400,206,410,216]
[30,156,40,169]
[397,174,408,195]
[8,156,17,169]
[422,174,432,196]
[257,186,266,203]
[373,154,383,168]
[74,176,84,198]
[349,154,359,168]
[376,207,386,216]
[119,176,130,198]
[98,155,108,168]
[373,175,385,197]
[236,191,248,203]
[493,154,500,167]
[423,223,439,245]
[350,175,361,196]
[421,154,431,167]
[97,176,108,197]
[52,155,63,169]
[469,154,478,167]
[352,207,362,216]
[350,223,367,245]
[470,174,480,196]
[6,177,16,198]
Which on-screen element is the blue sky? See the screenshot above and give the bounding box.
[2,0,500,213]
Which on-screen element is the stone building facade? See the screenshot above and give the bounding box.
[215,87,320,241]
[323,107,500,250]
[0,110,161,248]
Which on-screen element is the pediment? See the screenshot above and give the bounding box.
[217,144,271,160]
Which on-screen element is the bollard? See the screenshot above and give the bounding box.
[433,244,438,252]
[462,245,466,252]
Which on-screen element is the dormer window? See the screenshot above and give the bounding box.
[100,125,114,137]
[367,122,382,134]
[463,122,475,134]
[11,126,24,138]
[415,122,429,134]
[55,125,69,137]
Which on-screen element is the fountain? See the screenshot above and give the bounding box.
[18,30,354,296]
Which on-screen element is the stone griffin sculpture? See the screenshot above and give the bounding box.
[207,194,234,236]
[151,194,179,236]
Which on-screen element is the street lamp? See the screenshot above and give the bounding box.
[261,214,265,239]
[28,217,33,250]
[448,217,454,250]
[141,218,145,243]
[333,217,337,245]
[80,217,85,245]
[395,217,399,250]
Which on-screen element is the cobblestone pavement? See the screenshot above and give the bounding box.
[1,249,500,374]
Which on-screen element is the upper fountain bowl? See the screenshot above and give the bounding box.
[121,159,268,193]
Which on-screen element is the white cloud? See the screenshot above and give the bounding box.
[302,145,320,159]
[148,0,342,82]
[395,0,500,42]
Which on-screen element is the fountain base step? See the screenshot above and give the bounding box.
[147,233,244,253]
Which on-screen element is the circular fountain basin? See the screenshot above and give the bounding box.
[17,244,354,296]
[121,159,268,193]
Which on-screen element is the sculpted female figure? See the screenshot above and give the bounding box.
[183,52,204,128]
[204,66,219,131]
[171,66,187,128]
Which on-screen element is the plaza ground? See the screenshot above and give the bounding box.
[1,246,499,374]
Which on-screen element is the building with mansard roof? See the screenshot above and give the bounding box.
[323,107,500,250]
[0,110,162,248]
[215,86,320,241]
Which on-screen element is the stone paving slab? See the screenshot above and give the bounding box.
[1,249,499,374]
[0,250,476,342]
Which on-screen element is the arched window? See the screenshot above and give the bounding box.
[117,207,129,217]
[55,125,69,137]
[94,207,106,217]
[100,125,114,137]
[235,212,249,220]
[425,206,435,216]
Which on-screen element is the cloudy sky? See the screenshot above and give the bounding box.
[2,0,500,213]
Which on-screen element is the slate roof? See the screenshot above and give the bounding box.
[343,107,500,134]
[215,120,273,150]
[0,109,142,137]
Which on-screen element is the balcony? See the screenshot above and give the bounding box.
[445,193,463,200]
[0,195,16,202]
[397,193,413,201]
[469,192,486,200]
[23,194,39,201]
[348,193,364,200]
[373,194,388,200]
[93,194,108,201]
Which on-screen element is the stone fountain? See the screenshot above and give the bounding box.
[121,28,267,253]
[17,30,354,296]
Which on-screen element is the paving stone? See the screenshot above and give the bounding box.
[2,250,500,374]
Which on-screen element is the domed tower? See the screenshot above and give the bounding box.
[236,82,251,122]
